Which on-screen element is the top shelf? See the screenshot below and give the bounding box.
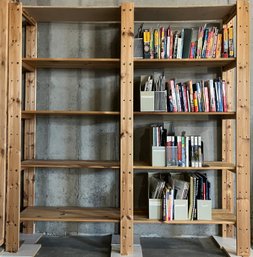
[23,5,236,23]
[23,6,121,23]
[135,5,236,22]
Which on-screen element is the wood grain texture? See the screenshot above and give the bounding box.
[120,3,134,255]
[134,209,236,225]
[21,207,120,223]
[236,0,250,256]
[222,38,235,238]
[6,2,22,252]
[0,0,9,247]
[21,160,120,169]
[23,23,37,234]
[22,58,120,70]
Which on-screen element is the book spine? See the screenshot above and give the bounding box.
[185,136,189,167]
[197,25,204,58]
[150,28,154,59]
[177,136,182,166]
[201,28,209,58]
[175,83,182,112]
[143,29,151,59]
[154,29,159,59]
[198,136,202,167]
[166,30,170,59]
[173,32,178,59]
[182,85,188,112]
[222,80,228,112]
[205,27,214,58]
[194,136,199,167]
[228,26,234,57]
[160,27,165,59]
[190,136,195,167]
[216,33,222,58]
[181,136,186,167]
[208,80,216,112]
[169,30,174,59]
[204,85,210,112]
[212,27,219,58]
[196,82,202,112]
[170,80,177,112]
[223,26,229,58]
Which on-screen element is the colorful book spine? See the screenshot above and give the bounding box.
[216,33,222,58]
[177,136,182,166]
[150,28,154,59]
[222,80,228,112]
[208,80,216,112]
[223,25,229,58]
[166,27,171,59]
[154,29,159,59]
[228,26,234,57]
[190,136,195,167]
[175,83,182,112]
[181,136,186,167]
[185,136,190,167]
[198,136,202,167]
[169,80,177,112]
[160,27,166,59]
[205,27,214,58]
[203,85,210,112]
[143,29,151,59]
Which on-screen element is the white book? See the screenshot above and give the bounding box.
[185,136,189,167]
[177,37,182,59]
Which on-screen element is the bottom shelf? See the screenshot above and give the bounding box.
[20,207,120,223]
[21,207,236,225]
[134,209,236,225]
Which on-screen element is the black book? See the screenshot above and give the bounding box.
[182,28,192,58]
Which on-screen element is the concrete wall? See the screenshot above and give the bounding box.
[21,0,253,239]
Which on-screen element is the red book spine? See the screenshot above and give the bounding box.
[204,87,210,112]
[222,80,228,112]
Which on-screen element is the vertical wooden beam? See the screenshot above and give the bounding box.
[222,17,235,238]
[0,0,9,247]
[236,0,250,256]
[120,2,134,255]
[6,2,22,252]
[222,67,234,238]
[23,23,37,234]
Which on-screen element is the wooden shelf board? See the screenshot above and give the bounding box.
[22,58,120,71]
[23,6,121,23]
[135,5,236,22]
[134,161,235,172]
[134,209,236,225]
[134,58,236,69]
[20,207,120,222]
[134,112,236,119]
[21,160,120,169]
[22,110,120,119]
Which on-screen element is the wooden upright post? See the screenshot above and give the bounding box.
[236,0,250,256]
[6,2,22,252]
[23,21,37,234]
[120,2,134,255]
[0,0,9,247]
[222,15,235,238]
[222,67,235,238]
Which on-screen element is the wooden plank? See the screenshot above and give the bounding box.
[134,58,236,69]
[23,23,37,234]
[134,5,236,22]
[134,161,235,172]
[6,2,22,252]
[21,160,120,169]
[236,0,250,256]
[22,58,120,70]
[0,0,9,247]
[222,23,235,238]
[23,6,120,23]
[22,110,120,118]
[120,3,134,255]
[134,209,236,225]
[22,9,36,26]
[20,207,120,223]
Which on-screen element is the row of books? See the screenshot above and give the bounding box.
[138,24,234,59]
[167,78,228,112]
[149,173,211,221]
[140,74,228,112]
[151,125,203,167]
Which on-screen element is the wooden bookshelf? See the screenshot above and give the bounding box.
[22,58,120,72]
[21,207,120,222]
[3,1,250,256]
[21,160,120,169]
[134,209,236,225]
[134,161,236,172]
[22,110,120,119]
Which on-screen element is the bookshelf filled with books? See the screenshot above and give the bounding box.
[3,0,250,256]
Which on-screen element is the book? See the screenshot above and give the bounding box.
[228,26,234,57]
[160,27,166,59]
[182,28,192,58]
[143,29,151,59]
[154,29,159,59]
[223,25,229,58]
[189,29,198,59]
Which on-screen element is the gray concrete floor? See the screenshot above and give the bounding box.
[35,236,227,257]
